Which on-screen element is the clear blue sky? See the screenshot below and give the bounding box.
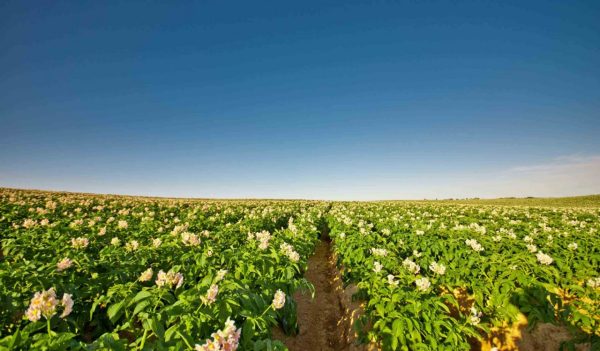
[1,0,599,199]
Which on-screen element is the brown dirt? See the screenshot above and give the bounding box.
[273,239,375,351]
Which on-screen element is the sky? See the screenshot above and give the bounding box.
[1,0,599,200]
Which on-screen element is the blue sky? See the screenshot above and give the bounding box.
[1,0,599,199]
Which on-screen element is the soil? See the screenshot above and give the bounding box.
[272,239,344,350]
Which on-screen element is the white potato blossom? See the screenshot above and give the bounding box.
[402,258,421,274]
[111,237,120,246]
[587,277,600,288]
[387,274,399,286]
[155,269,184,289]
[371,248,388,257]
[429,261,446,275]
[469,306,482,325]
[272,289,286,309]
[373,261,382,273]
[413,250,422,258]
[195,317,241,351]
[125,240,139,252]
[526,244,538,253]
[465,239,484,252]
[415,277,431,291]
[117,220,128,229]
[568,242,578,250]
[25,288,73,322]
[152,238,162,248]
[60,293,74,318]
[523,235,533,243]
[280,243,300,262]
[56,258,73,271]
[255,230,271,250]
[536,251,553,265]
[201,284,219,305]
[181,232,201,246]
[139,268,153,282]
[71,237,89,249]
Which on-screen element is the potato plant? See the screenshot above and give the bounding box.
[0,189,326,350]
[327,203,600,350]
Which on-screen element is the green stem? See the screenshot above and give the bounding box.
[176,331,194,350]
[259,304,273,318]
[46,318,53,337]
[140,328,148,349]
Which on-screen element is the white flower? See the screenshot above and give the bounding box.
[465,239,484,252]
[526,244,538,253]
[402,258,421,274]
[280,242,300,262]
[71,237,89,249]
[536,251,553,265]
[194,317,241,351]
[415,277,431,291]
[56,258,73,271]
[413,250,422,257]
[387,274,399,286]
[373,261,382,273]
[181,232,200,246]
[469,306,482,325]
[60,293,73,318]
[587,277,600,288]
[152,238,162,248]
[117,220,128,229]
[111,237,120,246]
[568,242,578,250]
[139,268,153,282]
[272,289,286,309]
[125,240,139,252]
[202,284,219,305]
[155,269,184,289]
[429,261,446,275]
[371,248,388,257]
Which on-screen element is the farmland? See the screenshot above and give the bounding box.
[1,188,599,350]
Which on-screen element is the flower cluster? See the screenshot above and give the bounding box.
[587,277,600,288]
[280,242,300,262]
[415,277,431,291]
[373,261,383,273]
[254,230,271,250]
[195,317,241,351]
[25,288,73,322]
[139,268,153,282]
[125,240,139,252]
[371,248,388,257]
[429,261,446,275]
[272,289,286,309]
[536,251,553,265]
[402,258,421,274]
[202,284,219,305]
[387,274,399,286]
[71,237,89,249]
[181,232,201,246]
[469,306,482,325]
[155,269,184,289]
[56,258,73,271]
[568,242,578,250]
[465,239,484,252]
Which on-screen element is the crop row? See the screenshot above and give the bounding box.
[327,203,600,350]
[0,189,326,350]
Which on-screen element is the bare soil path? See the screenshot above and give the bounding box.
[273,237,349,351]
